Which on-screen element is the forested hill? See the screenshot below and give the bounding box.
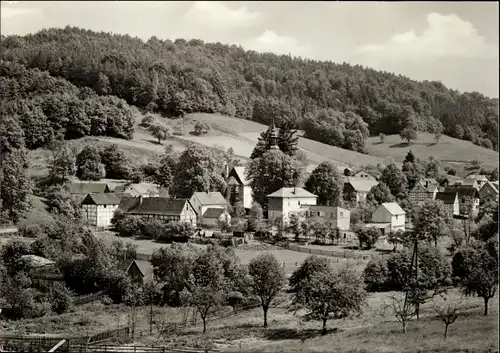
[1,26,498,152]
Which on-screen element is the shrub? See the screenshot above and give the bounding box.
[156,222,194,243]
[193,121,210,135]
[363,258,389,292]
[48,283,72,314]
[355,227,381,250]
[141,115,155,127]
[140,219,166,239]
[116,216,143,237]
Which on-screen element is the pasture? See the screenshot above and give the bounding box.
[366,132,499,171]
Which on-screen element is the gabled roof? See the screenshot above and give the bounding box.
[346,178,379,192]
[81,193,121,205]
[120,197,195,216]
[69,183,110,194]
[114,183,159,195]
[230,166,248,186]
[440,175,463,185]
[353,170,376,179]
[227,176,240,186]
[203,208,226,219]
[379,202,406,215]
[126,260,154,278]
[465,174,489,181]
[435,192,458,204]
[444,187,479,199]
[267,187,317,198]
[413,178,439,192]
[192,192,227,205]
[18,255,55,268]
[459,179,479,187]
[481,181,499,194]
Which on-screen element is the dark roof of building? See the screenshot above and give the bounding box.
[114,183,159,195]
[119,197,194,216]
[126,260,154,278]
[435,192,458,204]
[203,208,225,218]
[69,183,110,194]
[191,192,227,205]
[444,187,479,198]
[230,166,248,185]
[81,193,122,205]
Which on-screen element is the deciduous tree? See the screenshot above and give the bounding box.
[304,161,343,206]
[248,254,286,327]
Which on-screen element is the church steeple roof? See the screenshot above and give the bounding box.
[269,119,279,150]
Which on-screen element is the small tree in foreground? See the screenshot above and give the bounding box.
[293,266,367,335]
[149,124,172,144]
[390,293,415,334]
[248,254,286,327]
[433,294,460,339]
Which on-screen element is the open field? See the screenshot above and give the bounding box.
[366,132,499,171]
[135,289,498,353]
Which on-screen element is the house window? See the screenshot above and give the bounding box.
[330,212,334,217]
[298,200,301,205]
[396,215,398,220]
[462,198,465,204]
[340,212,344,217]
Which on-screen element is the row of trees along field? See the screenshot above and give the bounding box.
[1,26,498,152]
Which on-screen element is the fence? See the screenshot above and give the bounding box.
[73,291,105,306]
[285,243,384,261]
[0,335,70,352]
[68,345,220,353]
[86,327,131,345]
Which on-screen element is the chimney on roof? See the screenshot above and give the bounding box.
[293,187,296,195]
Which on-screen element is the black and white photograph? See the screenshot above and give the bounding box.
[0,1,498,352]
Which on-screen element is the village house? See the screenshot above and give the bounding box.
[267,187,317,223]
[300,205,351,230]
[409,178,439,204]
[444,186,480,216]
[464,174,489,189]
[435,191,460,216]
[119,196,197,227]
[189,191,227,224]
[114,183,160,198]
[456,178,480,191]
[479,181,499,203]
[343,178,379,204]
[126,260,154,285]
[81,193,122,228]
[369,202,406,233]
[201,208,232,227]
[226,166,253,210]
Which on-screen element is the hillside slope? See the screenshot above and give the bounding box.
[2,26,498,154]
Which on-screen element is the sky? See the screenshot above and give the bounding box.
[1,1,499,97]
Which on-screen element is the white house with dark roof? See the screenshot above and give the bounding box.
[370,202,406,233]
[267,187,317,222]
[81,193,122,228]
[119,196,197,227]
[227,166,253,209]
[189,191,227,224]
[343,178,379,204]
[114,183,160,198]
